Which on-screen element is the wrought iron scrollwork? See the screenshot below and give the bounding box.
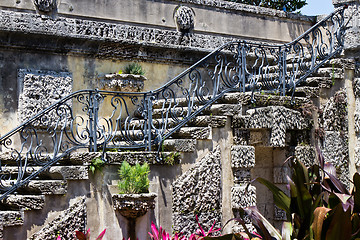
[0,6,349,200]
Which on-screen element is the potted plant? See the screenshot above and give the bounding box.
[100,63,147,92]
[112,161,156,240]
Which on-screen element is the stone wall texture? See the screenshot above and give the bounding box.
[172,146,222,235]
[28,197,86,240]
[18,69,73,125]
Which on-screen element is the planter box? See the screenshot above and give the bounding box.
[112,193,156,219]
[99,74,147,92]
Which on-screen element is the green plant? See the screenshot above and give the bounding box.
[124,63,145,75]
[118,161,149,194]
[89,157,105,174]
[148,216,220,240]
[218,147,360,240]
[162,152,180,165]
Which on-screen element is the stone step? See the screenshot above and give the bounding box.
[0,166,88,180]
[0,211,23,227]
[312,67,343,79]
[152,104,241,118]
[0,195,45,211]
[111,126,211,142]
[294,86,319,98]
[4,180,67,195]
[0,153,82,166]
[171,126,211,140]
[71,151,181,165]
[106,139,197,153]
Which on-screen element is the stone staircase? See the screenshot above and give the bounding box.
[0,56,346,239]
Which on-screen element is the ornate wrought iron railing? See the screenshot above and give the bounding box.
[0,6,349,200]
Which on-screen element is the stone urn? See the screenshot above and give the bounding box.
[112,193,156,240]
[112,193,156,218]
[99,73,147,92]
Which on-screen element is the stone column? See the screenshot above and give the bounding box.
[332,0,360,55]
[332,0,359,180]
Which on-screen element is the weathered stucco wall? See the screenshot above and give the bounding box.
[0,0,313,43]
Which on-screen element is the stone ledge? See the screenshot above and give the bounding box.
[161,139,197,152]
[173,0,315,20]
[172,126,212,140]
[0,211,23,227]
[25,180,67,195]
[1,195,45,210]
[69,151,183,165]
[0,9,236,54]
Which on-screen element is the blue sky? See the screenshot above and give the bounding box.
[300,0,334,16]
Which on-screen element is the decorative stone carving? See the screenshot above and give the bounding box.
[233,129,250,145]
[274,206,287,221]
[233,106,310,147]
[172,146,222,234]
[231,145,255,169]
[0,9,234,53]
[173,6,195,35]
[233,169,251,185]
[99,74,146,92]
[112,193,156,219]
[33,0,56,12]
[18,69,73,127]
[29,196,86,240]
[231,186,256,210]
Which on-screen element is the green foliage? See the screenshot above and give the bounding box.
[219,148,360,240]
[124,63,145,75]
[225,0,307,12]
[89,157,105,174]
[162,152,180,165]
[118,161,150,194]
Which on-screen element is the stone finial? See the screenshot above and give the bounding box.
[33,0,56,12]
[173,5,195,35]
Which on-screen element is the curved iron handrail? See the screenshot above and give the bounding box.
[0,6,349,200]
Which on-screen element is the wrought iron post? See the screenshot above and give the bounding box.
[240,44,247,92]
[279,47,287,96]
[89,90,99,152]
[145,92,154,151]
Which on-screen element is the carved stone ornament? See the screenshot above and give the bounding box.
[33,0,56,12]
[173,5,195,34]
